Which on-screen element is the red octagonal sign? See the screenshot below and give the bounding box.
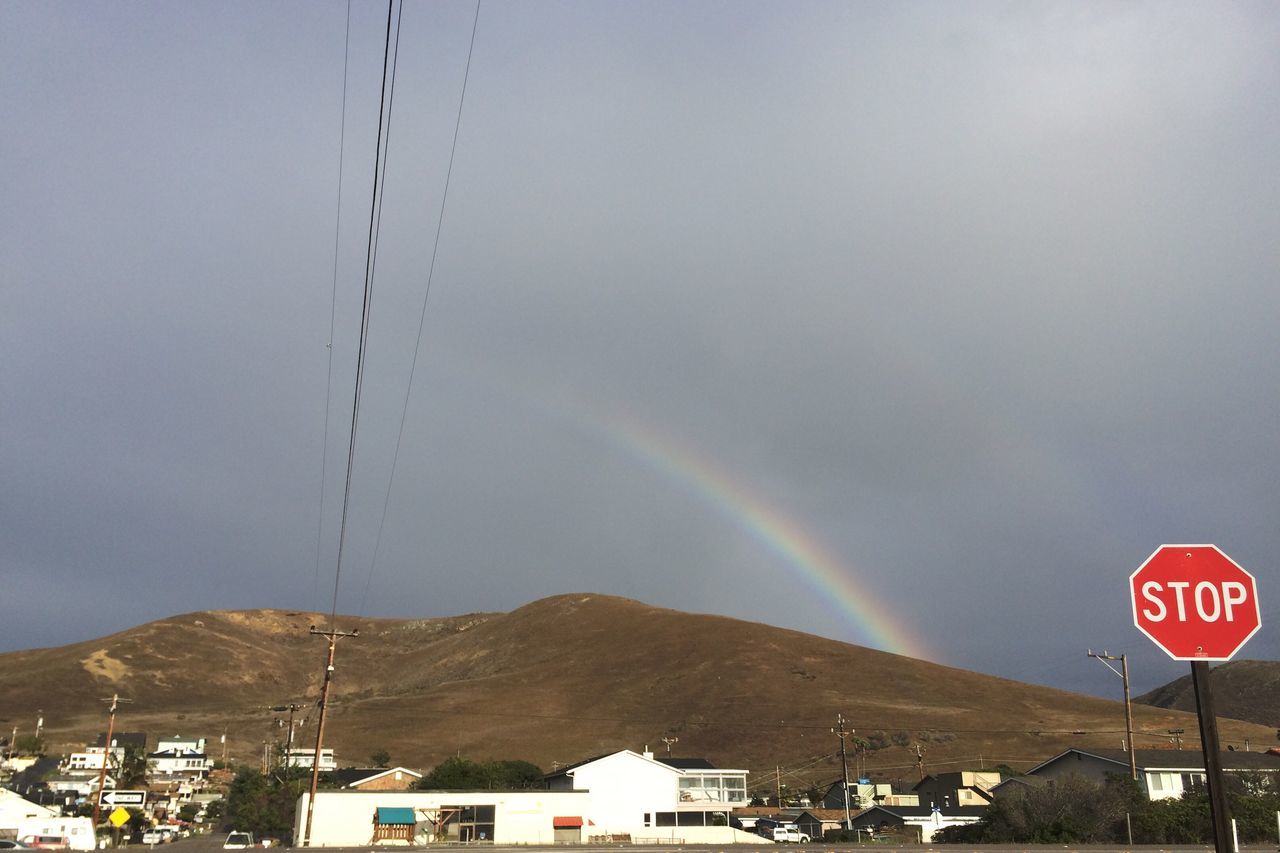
[1131,544,1261,661]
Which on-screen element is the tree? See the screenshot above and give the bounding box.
[15,734,45,755]
[416,757,543,791]
[370,750,391,768]
[224,767,310,840]
[938,775,1130,843]
[114,744,149,789]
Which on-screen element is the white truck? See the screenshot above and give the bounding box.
[16,818,96,852]
[772,826,811,843]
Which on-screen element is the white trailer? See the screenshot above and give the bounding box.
[17,817,97,851]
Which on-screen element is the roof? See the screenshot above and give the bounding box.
[854,804,989,820]
[331,767,422,788]
[794,808,854,821]
[148,748,207,759]
[542,749,725,781]
[656,757,716,770]
[94,732,147,749]
[1026,747,1280,775]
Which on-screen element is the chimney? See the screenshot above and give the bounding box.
[643,746,654,760]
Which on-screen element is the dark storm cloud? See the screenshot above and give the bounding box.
[3,1,1277,696]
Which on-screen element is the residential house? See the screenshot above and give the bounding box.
[1026,748,1280,801]
[328,767,422,791]
[148,736,212,783]
[65,732,148,772]
[848,803,986,842]
[912,771,999,809]
[792,808,851,839]
[283,748,336,771]
[819,780,915,810]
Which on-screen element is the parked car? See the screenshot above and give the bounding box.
[0,842,34,850]
[222,832,254,850]
[140,831,164,845]
[772,827,810,843]
[17,838,69,851]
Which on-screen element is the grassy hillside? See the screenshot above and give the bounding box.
[1136,659,1280,730]
[1,594,1272,791]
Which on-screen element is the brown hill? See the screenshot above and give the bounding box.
[1136,659,1280,729]
[1,594,1272,791]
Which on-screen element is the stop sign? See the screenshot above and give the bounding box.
[1130,544,1261,661]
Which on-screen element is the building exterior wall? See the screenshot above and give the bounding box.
[569,752,677,834]
[295,791,592,847]
[294,788,760,847]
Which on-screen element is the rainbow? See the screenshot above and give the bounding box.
[448,361,938,662]
[585,406,937,662]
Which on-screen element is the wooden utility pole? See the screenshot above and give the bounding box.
[1088,649,1137,780]
[832,714,853,828]
[301,624,358,847]
[91,694,131,829]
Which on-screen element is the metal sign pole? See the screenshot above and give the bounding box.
[1191,661,1232,853]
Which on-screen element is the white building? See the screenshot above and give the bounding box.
[0,789,57,833]
[294,749,760,846]
[148,736,212,781]
[545,749,754,840]
[284,748,336,771]
[294,790,591,846]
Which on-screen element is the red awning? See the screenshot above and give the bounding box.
[553,816,583,829]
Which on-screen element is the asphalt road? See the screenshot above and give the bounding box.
[152,836,1259,853]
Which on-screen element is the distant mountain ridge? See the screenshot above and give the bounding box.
[1136,659,1280,729]
[0,594,1272,789]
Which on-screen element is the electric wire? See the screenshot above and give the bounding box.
[356,0,483,617]
[313,0,354,614]
[329,0,397,627]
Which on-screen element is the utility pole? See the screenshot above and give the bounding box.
[661,736,678,756]
[301,624,358,847]
[1088,649,1137,780]
[91,694,131,829]
[914,744,926,781]
[1168,728,1184,750]
[832,714,853,828]
[271,704,303,768]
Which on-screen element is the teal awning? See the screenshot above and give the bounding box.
[376,807,416,825]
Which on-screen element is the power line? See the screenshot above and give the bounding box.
[358,0,483,617]
[313,0,354,613]
[329,0,397,625]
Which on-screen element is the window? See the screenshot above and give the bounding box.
[441,805,496,842]
[655,813,677,827]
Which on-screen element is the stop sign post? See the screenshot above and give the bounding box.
[1130,544,1262,853]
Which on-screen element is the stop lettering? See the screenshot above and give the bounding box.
[1130,545,1261,661]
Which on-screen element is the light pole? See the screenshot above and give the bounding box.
[1087,649,1137,780]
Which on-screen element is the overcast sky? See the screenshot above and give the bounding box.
[3,1,1278,699]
